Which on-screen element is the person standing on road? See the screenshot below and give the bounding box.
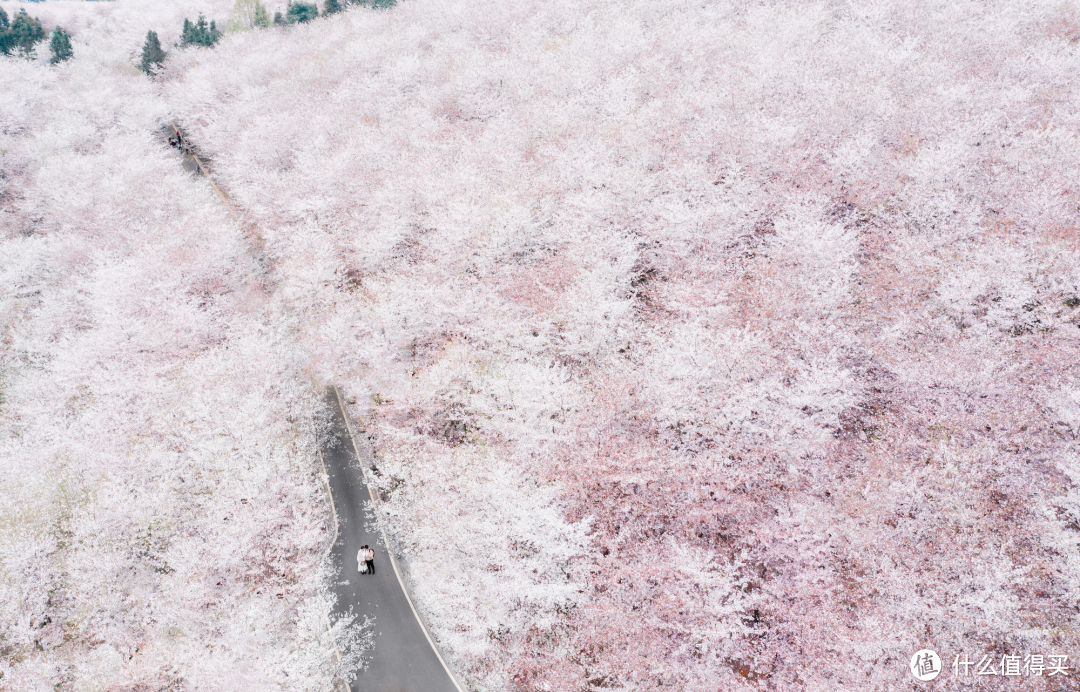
[358,545,375,575]
[175,131,191,155]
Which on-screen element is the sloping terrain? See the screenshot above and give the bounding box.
[163,1,1080,689]
[2,0,1080,690]
[0,3,366,689]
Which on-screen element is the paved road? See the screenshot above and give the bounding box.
[158,124,459,689]
[322,388,463,692]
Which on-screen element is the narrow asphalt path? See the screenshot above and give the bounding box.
[322,387,464,692]
[158,123,461,691]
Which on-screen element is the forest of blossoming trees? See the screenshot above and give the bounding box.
[2,0,1080,690]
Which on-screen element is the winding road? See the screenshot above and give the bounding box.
[321,387,464,692]
[160,126,463,692]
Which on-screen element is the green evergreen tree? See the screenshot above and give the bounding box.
[181,14,221,47]
[49,27,72,64]
[273,11,286,26]
[0,8,10,56]
[324,0,342,15]
[140,30,166,74]
[181,18,195,45]
[286,2,318,23]
[194,15,210,45]
[8,9,45,58]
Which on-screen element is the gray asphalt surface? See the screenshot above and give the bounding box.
[160,123,459,690]
[322,388,463,692]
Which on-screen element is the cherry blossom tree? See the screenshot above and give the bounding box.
[163,0,1078,688]
[0,3,366,687]
[3,0,1079,690]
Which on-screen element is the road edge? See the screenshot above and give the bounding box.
[331,385,468,692]
[317,445,351,692]
[164,121,349,692]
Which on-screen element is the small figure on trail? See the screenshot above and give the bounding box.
[357,544,375,575]
[168,135,178,148]
[174,131,191,154]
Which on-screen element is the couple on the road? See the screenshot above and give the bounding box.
[357,545,375,575]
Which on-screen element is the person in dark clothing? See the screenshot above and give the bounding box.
[357,544,375,575]
[364,545,375,575]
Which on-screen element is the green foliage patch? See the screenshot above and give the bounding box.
[49,27,72,64]
[286,2,319,24]
[180,13,221,48]
[1,8,46,58]
[140,30,166,74]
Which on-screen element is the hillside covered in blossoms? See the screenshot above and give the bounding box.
[2,0,1080,690]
